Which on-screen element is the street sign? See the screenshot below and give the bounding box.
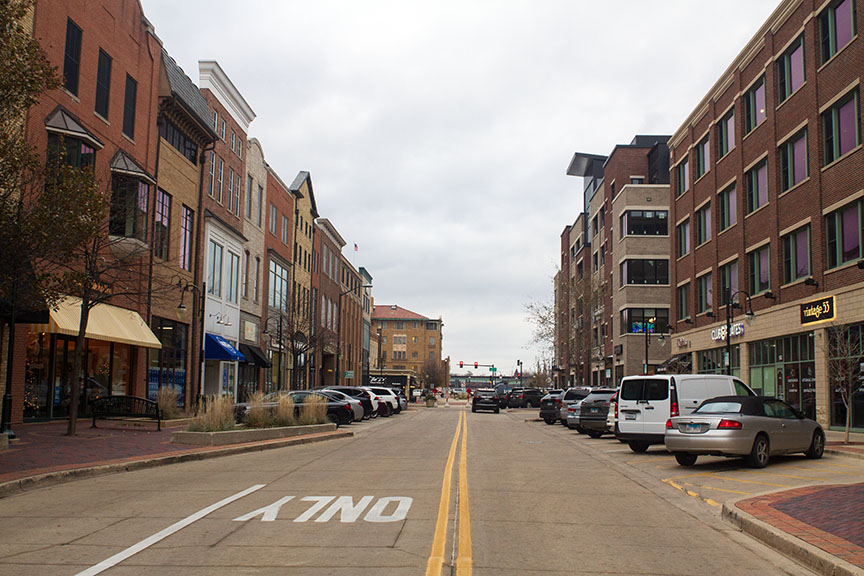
[489,367,497,372]
[344,371,354,379]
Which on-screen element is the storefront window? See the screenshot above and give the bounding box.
[749,333,815,418]
[148,318,188,408]
[697,347,739,376]
[828,323,864,430]
[24,333,50,419]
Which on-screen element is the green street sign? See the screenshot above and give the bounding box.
[489,367,497,372]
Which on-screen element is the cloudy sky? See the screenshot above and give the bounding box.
[141,0,779,377]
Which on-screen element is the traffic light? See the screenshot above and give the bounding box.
[474,362,478,369]
[459,361,463,368]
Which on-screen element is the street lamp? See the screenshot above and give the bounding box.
[262,314,285,391]
[643,316,665,375]
[178,280,206,403]
[724,289,755,375]
[336,284,372,386]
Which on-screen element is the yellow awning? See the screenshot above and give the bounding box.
[33,297,162,349]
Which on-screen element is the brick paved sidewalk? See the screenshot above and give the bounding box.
[736,483,864,571]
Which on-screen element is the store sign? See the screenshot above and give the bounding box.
[800,296,835,325]
[711,322,745,342]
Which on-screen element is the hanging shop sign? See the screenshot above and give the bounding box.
[800,296,835,325]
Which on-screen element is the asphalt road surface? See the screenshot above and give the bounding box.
[0,407,817,575]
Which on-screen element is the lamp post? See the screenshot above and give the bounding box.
[724,288,755,375]
[336,284,372,387]
[263,314,285,391]
[643,316,665,375]
[178,280,206,405]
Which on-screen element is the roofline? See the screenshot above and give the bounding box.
[315,217,346,248]
[199,60,256,131]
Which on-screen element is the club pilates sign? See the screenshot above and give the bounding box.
[711,322,745,342]
[800,296,835,325]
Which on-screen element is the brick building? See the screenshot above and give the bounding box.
[669,0,864,430]
[372,305,445,396]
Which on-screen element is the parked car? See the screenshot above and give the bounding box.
[606,392,618,434]
[292,390,355,426]
[616,374,755,453]
[539,391,564,425]
[576,389,618,437]
[363,386,399,416]
[507,387,543,408]
[665,396,825,468]
[494,383,514,408]
[558,387,593,425]
[320,389,365,422]
[471,388,500,413]
[392,388,409,411]
[327,386,377,419]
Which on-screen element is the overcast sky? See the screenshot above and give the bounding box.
[141,0,779,377]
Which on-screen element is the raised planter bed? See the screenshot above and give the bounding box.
[170,423,336,446]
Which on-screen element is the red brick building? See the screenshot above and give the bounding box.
[669,0,864,429]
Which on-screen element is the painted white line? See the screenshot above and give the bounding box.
[75,484,266,576]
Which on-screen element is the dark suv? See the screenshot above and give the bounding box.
[507,387,543,408]
[471,388,500,413]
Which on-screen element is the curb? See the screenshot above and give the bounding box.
[826,447,864,461]
[0,429,352,500]
[721,495,861,576]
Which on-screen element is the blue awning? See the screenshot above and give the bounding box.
[205,334,245,362]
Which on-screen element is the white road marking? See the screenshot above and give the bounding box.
[364,497,413,523]
[294,497,336,522]
[75,484,266,576]
[233,496,295,522]
[316,496,374,523]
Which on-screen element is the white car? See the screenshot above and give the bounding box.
[363,386,399,416]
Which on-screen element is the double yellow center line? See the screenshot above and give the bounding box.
[426,410,472,576]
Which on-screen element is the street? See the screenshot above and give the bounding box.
[0,407,825,575]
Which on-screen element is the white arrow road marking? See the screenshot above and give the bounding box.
[75,484,266,576]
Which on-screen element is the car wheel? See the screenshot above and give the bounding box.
[586,430,603,438]
[494,408,500,414]
[380,404,392,418]
[471,407,477,413]
[674,453,698,466]
[543,418,556,425]
[747,434,770,468]
[805,430,825,459]
[628,441,649,453]
[326,413,340,427]
[575,426,586,435]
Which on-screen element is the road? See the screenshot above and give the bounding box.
[0,406,820,575]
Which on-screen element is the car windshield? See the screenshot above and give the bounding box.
[695,401,742,414]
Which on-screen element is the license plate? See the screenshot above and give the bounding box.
[625,412,636,420]
[684,423,702,433]
[591,407,599,413]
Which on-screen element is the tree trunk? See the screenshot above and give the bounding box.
[65,293,91,436]
[845,389,851,444]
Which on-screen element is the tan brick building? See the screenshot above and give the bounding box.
[372,305,445,396]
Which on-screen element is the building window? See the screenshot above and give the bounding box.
[220,119,225,140]
[621,210,667,236]
[234,173,241,216]
[697,273,713,314]
[256,185,263,227]
[677,219,691,257]
[620,308,668,334]
[238,139,243,159]
[782,225,810,284]
[160,118,198,165]
[630,177,644,184]
[281,215,289,245]
[217,158,223,202]
[696,202,711,245]
[620,259,669,285]
[245,175,253,218]
[154,189,171,260]
[826,199,863,269]
[212,110,217,131]
[269,203,277,235]
[780,129,808,191]
[744,76,766,133]
[720,261,738,303]
[93,48,112,118]
[778,35,805,102]
[746,159,768,213]
[207,240,223,297]
[108,176,148,243]
[819,0,856,64]
[718,184,737,231]
[48,133,94,168]
[179,205,193,271]
[748,245,771,295]
[207,152,214,197]
[230,130,236,152]
[677,283,690,321]
[269,260,290,312]
[823,89,860,164]
[254,257,260,303]
[63,18,82,95]
[718,108,735,158]
[227,168,234,212]
[122,75,137,139]
[675,157,689,197]
[695,136,710,179]
[227,252,240,304]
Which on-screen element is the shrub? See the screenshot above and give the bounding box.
[273,394,296,427]
[187,395,236,432]
[157,386,183,420]
[297,394,327,425]
[243,391,272,428]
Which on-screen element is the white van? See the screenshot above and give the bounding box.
[615,374,755,452]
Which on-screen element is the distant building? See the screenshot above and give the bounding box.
[372,305,444,395]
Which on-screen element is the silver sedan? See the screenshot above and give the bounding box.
[664,396,825,468]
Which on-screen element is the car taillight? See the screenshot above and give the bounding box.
[665,419,673,429]
[614,402,618,418]
[670,401,679,418]
[718,419,742,429]
[555,399,562,406]
[568,406,579,412]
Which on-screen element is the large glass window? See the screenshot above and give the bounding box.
[827,323,864,429]
[748,245,771,295]
[160,118,198,165]
[777,35,805,102]
[820,0,856,64]
[109,175,148,242]
[720,261,738,303]
[695,136,710,179]
[677,219,691,257]
[207,240,223,297]
[153,189,171,260]
[620,259,669,285]
[95,49,112,119]
[823,90,860,164]
[63,19,82,96]
[697,273,713,314]
[122,75,137,139]
[744,76,766,133]
[718,184,737,231]
[780,129,808,191]
[269,203,277,235]
[179,205,193,271]
[826,199,863,268]
[782,226,810,284]
[48,133,94,168]
[696,202,711,245]
[620,308,668,334]
[676,158,689,197]
[269,260,290,312]
[718,108,735,158]
[621,210,668,236]
[677,283,690,321]
[746,160,768,213]
[149,317,188,408]
[227,251,240,304]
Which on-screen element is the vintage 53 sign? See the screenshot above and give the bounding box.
[800,296,835,325]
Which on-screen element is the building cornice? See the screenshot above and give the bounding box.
[199,60,256,131]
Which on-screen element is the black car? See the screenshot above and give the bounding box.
[507,387,543,408]
[576,389,617,437]
[326,386,376,419]
[493,383,513,408]
[471,388,500,413]
[539,390,564,424]
[288,390,355,426]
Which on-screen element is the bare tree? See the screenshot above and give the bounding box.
[422,356,446,390]
[825,324,864,444]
